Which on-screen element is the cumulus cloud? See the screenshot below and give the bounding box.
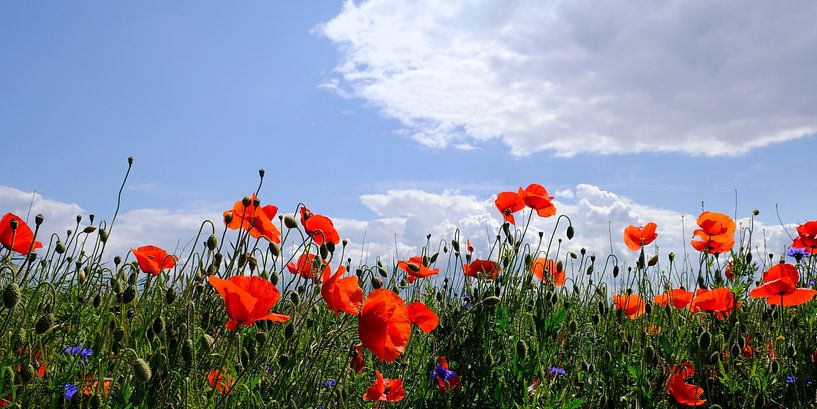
[320,0,817,156]
[0,185,221,260]
[1,184,795,287]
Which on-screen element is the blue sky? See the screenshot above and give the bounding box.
[1,1,816,262]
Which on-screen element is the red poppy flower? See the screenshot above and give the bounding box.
[397,256,440,284]
[653,289,693,309]
[494,191,525,225]
[0,212,42,255]
[81,377,112,398]
[690,288,735,319]
[299,206,340,245]
[623,222,658,251]
[690,212,735,254]
[0,395,10,407]
[667,362,706,406]
[208,370,236,395]
[321,264,363,316]
[518,184,557,218]
[363,371,405,402]
[407,302,438,332]
[749,264,817,306]
[16,348,46,378]
[208,275,290,331]
[434,356,461,392]
[224,194,281,244]
[350,343,366,374]
[131,245,177,276]
[792,220,817,253]
[358,289,411,362]
[287,253,329,279]
[613,293,646,319]
[463,259,501,280]
[530,258,565,286]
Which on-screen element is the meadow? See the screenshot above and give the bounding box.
[2,159,817,408]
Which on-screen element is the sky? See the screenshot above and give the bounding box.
[1,1,816,270]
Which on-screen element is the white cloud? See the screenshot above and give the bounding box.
[1,185,796,287]
[320,1,817,156]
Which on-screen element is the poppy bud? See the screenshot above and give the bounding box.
[288,291,300,306]
[745,252,752,263]
[644,302,652,316]
[122,286,136,304]
[93,293,101,308]
[753,209,760,216]
[591,314,600,326]
[483,295,501,305]
[436,290,444,302]
[20,363,35,383]
[569,319,578,334]
[647,255,658,267]
[283,216,298,229]
[284,323,295,339]
[270,272,279,286]
[8,218,18,231]
[3,283,20,309]
[406,263,420,273]
[133,358,152,382]
[165,288,176,305]
[516,340,528,359]
[248,256,258,272]
[430,252,439,264]
[566,225,574,240]
[35,313,54,334]
[586,265,593,275]
[370,277,383,289]
[202,334,215,350]
[83,225,97,234]
[319,244,329,260]
[27,252,37,263]
[205,234,217,251]
[278,353,289,367]
[78,268,87,284]
[258,168,265,178]
[698,331,711,351]
[451,240,460,253]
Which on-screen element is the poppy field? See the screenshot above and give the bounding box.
[3,161,817,408]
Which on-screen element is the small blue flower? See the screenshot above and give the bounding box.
[786,375,796,384]
[787,247,811,259]
[64,383,79,400]
[806,378,814,386]
[63,344,92,358]
[549,367,566,376]
[432,365,457,383]
[323,379,336,388]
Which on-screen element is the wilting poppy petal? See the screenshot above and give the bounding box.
[0,213,43,255]
[358,289,411,362]
[407,302,438,332]
[131,245,177,276]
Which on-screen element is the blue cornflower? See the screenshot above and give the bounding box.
[786,375,796,384]
[323,379,336,388]
[462,292,473,309]
[549,367,566,376]
[432,365,457,383]
[787,247,811,259]
[806,378,814,386]
[64,383,79,400]
[63,344,93,358]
